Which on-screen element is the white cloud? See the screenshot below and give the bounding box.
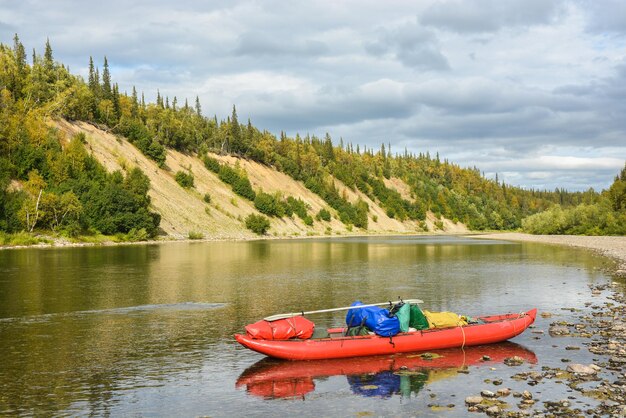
[1,0,625,191]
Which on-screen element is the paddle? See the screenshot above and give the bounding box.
[263,299,424,321]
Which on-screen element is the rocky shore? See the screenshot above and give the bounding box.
[463,233,626,417]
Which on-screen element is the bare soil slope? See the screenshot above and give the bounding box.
[55,120,466,239]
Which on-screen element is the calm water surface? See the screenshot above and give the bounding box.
[0,236,616,416]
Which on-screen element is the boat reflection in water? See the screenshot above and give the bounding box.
[236,342,536,399]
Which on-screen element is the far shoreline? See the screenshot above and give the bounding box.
[2,230,626,275]
[0,230,472,251]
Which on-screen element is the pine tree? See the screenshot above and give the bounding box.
[172,96,177,111]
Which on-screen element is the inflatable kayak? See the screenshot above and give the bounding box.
[235,309,537,360]
[237,342,537,398]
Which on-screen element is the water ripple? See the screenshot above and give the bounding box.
[0,302,227,323]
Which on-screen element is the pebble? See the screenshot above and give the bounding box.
[481,390,496,398]
[465,396,483,405]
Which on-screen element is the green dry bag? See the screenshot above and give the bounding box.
[396,303,411,332]
[409,304,429,330]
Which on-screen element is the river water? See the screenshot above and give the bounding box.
[0,236,615,416]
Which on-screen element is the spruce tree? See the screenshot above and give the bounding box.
[195,96,201,116]
[230,105,242,153]
[44,38,53,68]
[131,86,138,116]
[88,56,97,92]
[13,34,26,73]
[102,56,111,99]
[12,34,27,97]
[112,83,120,120]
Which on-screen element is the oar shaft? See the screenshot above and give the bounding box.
[263,299,423,321]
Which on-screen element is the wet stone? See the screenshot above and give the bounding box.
[566,363,598,376]
[504,356,525,366]
[485,406,500,416]
[549,325,570,336]
[496,388,511,397]
[481,390,496,398]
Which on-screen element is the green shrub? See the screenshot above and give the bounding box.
[188,231,204,240]
[287,196,308,219]
[175,171,194,188]
[254,192,284,217]
[303,215,314,226]
[245,214,270,235]
[233,176,256,201]
[203,193,211,203]
[218,165,239,186]
[317,208,331,222]
[203,155,221,173]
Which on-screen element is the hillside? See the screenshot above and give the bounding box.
[55,120,467,239]
[4,37,623,244]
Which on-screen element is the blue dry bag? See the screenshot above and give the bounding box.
[346,301,400,337]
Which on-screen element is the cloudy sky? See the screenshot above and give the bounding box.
[2,0,625,191]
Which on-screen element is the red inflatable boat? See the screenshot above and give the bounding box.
[235,309,537,360]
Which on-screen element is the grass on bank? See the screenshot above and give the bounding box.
[0,228,154,248]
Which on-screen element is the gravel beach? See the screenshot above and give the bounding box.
[470,233,626,274]
[464,233,626,417]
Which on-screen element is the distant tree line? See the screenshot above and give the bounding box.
[0,36,160,238]
[522,164,626,235]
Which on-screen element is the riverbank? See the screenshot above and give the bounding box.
[469,232,626,276]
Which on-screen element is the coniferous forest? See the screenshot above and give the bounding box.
[1,36,625,243]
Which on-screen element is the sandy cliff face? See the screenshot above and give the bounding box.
[54,120,467,239]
